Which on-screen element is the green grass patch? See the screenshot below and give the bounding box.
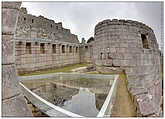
[111,73,137,117]
[86,71,101,74]
[119,73,127,81]
[19,63,89,77]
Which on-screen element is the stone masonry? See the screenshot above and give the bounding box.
[2,2,32,116]
[15,8,80,74]
[79,37,94,63]
[93,19,163,116]
[2,2,163,117]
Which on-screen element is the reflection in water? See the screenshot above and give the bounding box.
[21,77,112,116]
[62,88,99,116]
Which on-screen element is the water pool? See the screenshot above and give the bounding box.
[20,73,119,117]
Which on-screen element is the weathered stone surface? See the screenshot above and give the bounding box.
[2,2,32,117]
[2,64,21,100]
[2,94,33,117]
[93,19,163,117]
[2,35,15,64]
[136,94,155,116]
[112,59,120,66]
[96,66,123,74]
[14,7,82,73]
[2,7,19,34]
[130,87,148,96]
[2,2,21,9]
[2,4,161,117]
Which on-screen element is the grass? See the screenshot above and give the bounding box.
[19,63,89,77]
[111,73,137,117]
[87,71,101,74]
[120,73,127,81]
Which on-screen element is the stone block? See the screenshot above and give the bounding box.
[130,87,148,96]
[2,8,19,34]
[153,80,162,107]
[123,53,133,60]
[115,53,124,59]
[120,60,130,66]
[2,94,33,117]
[2,64,21,100]
[120,42,128,48]
[105,59,113,66]
[2,2,21,9]
[110,48,116,53]
[136,94,156,116]
[2,35,15,64]
[125,67,134,75]
[113,59,120,66]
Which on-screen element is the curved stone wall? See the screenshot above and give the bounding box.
[2,2,32,116]
[94,19,162,116]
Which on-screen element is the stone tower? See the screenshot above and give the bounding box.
[93,19,162,116]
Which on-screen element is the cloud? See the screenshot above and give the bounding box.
[21,1,163,49]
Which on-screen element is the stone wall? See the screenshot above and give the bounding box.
[93,19,163,116]
[79,38,94,63]
[15,39,80,74]
[2,2,32,116]
[16,7,79,43]
[15,8,81,74]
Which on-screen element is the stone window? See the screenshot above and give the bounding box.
[141,34,149,49]
[35,42,38,45]
[62,45,65,53]
[40,43,45,54]
[32,19,34,23]
[26,42,31,54]
[85,46,88,52]
[24,17,26,21]
[52,44,56,54]
[69,46,72,53]
[56,26,58,30]
[100,52,103,60]
[76,47,78,53]
[51,24,53,28]
[107,52,112,59]
[18,41,22,45]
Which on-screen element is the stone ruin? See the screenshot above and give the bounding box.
[2,2,32,116]
[2,2,163,117]
[13,7,94,74]
[93,19,163,116]
[15,7,80,74]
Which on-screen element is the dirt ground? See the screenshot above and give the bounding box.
[111,74,137,117]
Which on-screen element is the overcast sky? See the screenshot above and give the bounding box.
[21,1,163,50]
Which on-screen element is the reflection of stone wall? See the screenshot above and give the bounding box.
[93,19,163,117]
[2,2,32,116]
